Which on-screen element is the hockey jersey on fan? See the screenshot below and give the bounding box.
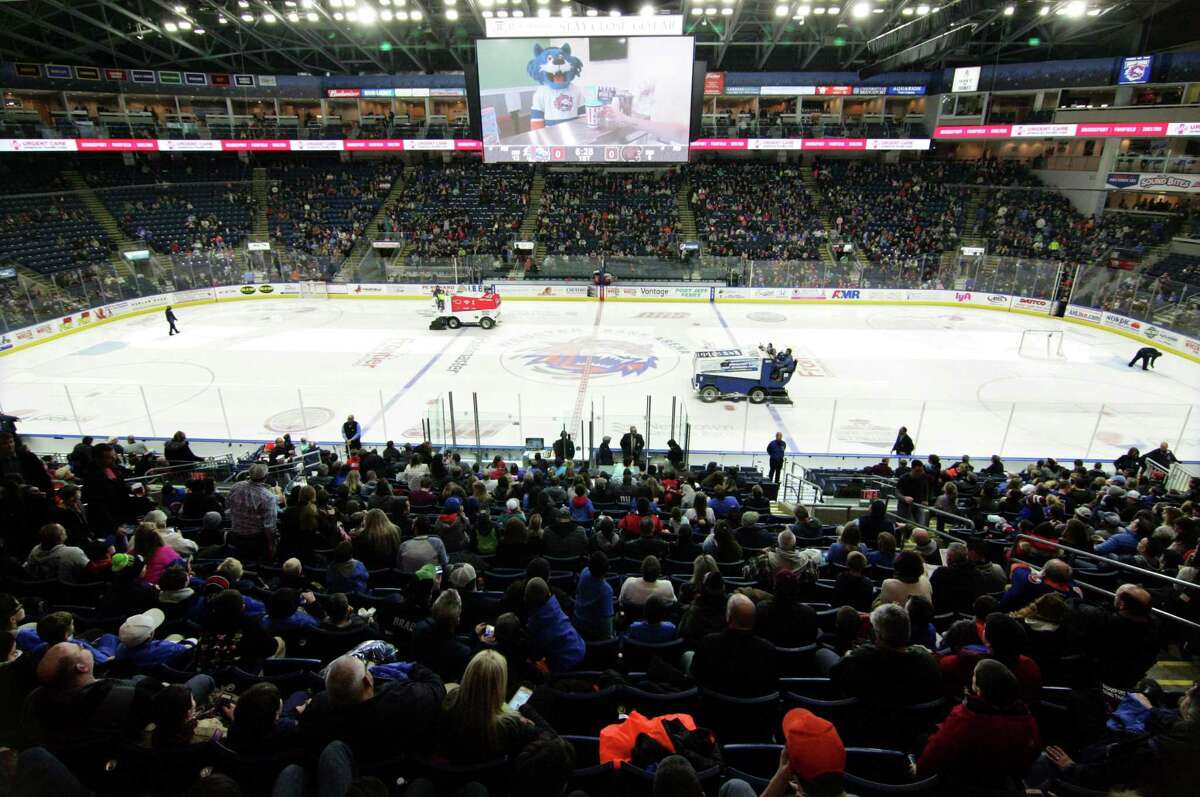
[531,84,584,127]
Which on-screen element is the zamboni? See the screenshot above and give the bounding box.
[429,292,502,330]
[692,347,795,404]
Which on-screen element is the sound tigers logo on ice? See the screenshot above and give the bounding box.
[501,333,682,385]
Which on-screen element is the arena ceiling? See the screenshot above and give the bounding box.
[0,0,1193,75]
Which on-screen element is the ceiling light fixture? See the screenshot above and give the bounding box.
[774,4,788,15]
[178,19,192,29]
[852,2,870,18]
[1003,5,1014,15]
[307,11,319,21]
[445,8,458,19]
[240,12,255,22]
[164,20,179,31]
[640,4,655,15]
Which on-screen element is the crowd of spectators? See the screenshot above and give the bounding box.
[690,163,825,261]
[0,427,1197,796]
[536,168,681,259]
[815,160,969,266]
[267,160,398,259]
[382,163,531,258]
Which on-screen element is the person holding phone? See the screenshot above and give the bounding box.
[436,649,557,762]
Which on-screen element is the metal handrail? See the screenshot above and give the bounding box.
[890,498,977,532]
[883,512,971,546]
[124,454,236,484]
[1009,550,1200,633]
[1014,533,1200,593]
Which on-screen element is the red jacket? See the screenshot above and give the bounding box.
[916,698,1040,782]
[619,511,662,536]
[938,652,1043,707]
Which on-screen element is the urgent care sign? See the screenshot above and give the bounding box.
[934,121,1199,140]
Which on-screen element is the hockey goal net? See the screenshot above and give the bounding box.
[1019,328,1065,358]
[298,280,329,298]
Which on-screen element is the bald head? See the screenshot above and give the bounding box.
[1115,584,1152,617]
[325,654,372,705]
[1043,558,1072,583]
[37,642,94,690]
[726,593,756,631]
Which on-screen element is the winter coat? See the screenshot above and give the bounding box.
[327,559,370,594]
[527,595,585,671]
[916,697,1040,783]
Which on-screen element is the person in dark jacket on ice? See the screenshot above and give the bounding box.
[1128,347,1163,370]
[891,426,915,456]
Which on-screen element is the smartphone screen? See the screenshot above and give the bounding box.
[507,686,533,710]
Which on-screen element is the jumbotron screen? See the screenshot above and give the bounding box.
[476,36,695,164]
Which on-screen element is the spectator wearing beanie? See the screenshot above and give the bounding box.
[720,708,849,797]
[435,496,470,552]
[917,659,1040,785]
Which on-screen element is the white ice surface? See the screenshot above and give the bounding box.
[1,298,1197,462]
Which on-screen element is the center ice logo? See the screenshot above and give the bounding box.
[515,337,658,379]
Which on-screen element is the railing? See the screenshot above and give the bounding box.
[1013,533,1200,633]
[1069,261,1200,341]
[780,459,824,506]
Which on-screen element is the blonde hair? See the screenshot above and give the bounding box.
[361,508,400,561]
[527,513,543,538]
[345,470,363,495]
[298,485,318,532]
[451,650,512,755]
[690,554,719,591]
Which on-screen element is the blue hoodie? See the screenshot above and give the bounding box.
[1095,529,1139,558]
[573,567,614,628]
[115,638,194,670]
[327,560,370,594]
[16,630,119,663]
[528,594,585,672]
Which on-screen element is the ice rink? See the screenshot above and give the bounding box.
[2,297,1197,462]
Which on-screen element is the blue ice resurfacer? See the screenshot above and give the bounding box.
[691,348,795,404]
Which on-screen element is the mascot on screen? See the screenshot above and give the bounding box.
[527,42,584,130]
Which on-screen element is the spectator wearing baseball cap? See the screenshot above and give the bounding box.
[719,708,848,797]
[114,608,195,671]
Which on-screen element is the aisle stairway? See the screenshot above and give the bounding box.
[63,170,138,280]
[801,169,837,265]
[521,169,546,264]
[676,176,698,244]
[251,168,269,238]
[337,166,414,281]
[942,191,988,287]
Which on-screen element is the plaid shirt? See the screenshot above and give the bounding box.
[228,479,277,538]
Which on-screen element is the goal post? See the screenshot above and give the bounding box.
[298,280,329,298]
[1019,328,1064,359]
